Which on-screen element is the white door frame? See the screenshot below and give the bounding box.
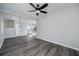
[0,17,4,48]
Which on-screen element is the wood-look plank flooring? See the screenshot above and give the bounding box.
[0,36,79,56]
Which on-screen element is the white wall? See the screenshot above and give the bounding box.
[37,5,79,50]
[3,15,17,38]
[0,12,36,38]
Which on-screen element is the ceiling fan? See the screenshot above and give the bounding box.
[28,3,48,16]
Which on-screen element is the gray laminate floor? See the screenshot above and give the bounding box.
[0,36,79,56]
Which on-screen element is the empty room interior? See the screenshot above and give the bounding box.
[0,3,79,56]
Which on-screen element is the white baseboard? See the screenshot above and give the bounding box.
[36,36,79,51]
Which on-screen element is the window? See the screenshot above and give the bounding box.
[4,20,15,28]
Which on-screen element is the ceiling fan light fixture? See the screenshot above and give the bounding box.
[36,10,40,13]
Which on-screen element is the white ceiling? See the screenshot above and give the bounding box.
[0,3,78,20]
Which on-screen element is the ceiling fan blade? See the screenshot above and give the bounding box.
[40,11,47,14]
[28,10,36,12]
[29,3,36,9]
[39,3,48,10]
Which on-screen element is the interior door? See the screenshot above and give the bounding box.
[15,17,20,36]
[20,18,29,36]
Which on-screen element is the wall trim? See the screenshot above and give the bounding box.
[36,36,79,51]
